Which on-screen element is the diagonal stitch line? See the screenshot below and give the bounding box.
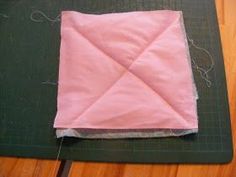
[127,71,190,125]
[131,17,180,62]
[72,14,179,71]
[73,17,185,120]
[72,16,186,120]
[75,71,128,122]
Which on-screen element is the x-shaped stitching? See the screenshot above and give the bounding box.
[72,17,186,121]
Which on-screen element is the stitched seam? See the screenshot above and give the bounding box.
[74,71,127,122]
[127,71,189,125]
[72,16,185,120]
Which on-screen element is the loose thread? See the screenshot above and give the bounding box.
[169,129,176,136]
[0,13,9,18]
[187,35,214,87]
[56,137,64,161]
[30,10,60,23]
[41,81,57,85]
[52,137,64,176]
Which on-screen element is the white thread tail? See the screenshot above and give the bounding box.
[30,10,60,23]
[187,35,214,87]
[51,137,64,176]
[0,13,9,18]
[41,81,57,85]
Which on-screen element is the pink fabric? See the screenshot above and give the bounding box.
[54,10,198,130]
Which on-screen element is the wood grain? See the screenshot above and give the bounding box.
[0,0,235,176]
[68,162,178,177]
[0,157,60,177]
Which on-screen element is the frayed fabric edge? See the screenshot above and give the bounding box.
[56,128,198,139]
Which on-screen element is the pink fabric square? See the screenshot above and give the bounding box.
[54,10,198,138]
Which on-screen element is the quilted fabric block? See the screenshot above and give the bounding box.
[54,10,198,138]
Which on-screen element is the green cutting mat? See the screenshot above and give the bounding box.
[0,0,233,163]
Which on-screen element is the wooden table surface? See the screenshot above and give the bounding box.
[0,0,235,176]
